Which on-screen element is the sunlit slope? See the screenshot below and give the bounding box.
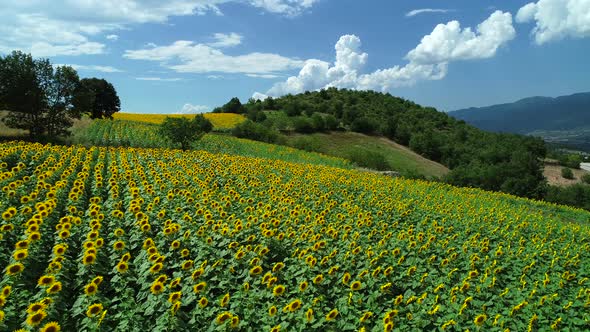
[73,119,350,168]
[113,112,246,130]
[0,141,588,331]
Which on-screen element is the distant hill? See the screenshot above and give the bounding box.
[449,92,590,134]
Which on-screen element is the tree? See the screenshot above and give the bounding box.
[73,78,120,119]
[0,51,80,137]
[159,115,213,150]
[219,97,245,114]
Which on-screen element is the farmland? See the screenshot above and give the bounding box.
[0,140,589,331]
[112,113,246,130]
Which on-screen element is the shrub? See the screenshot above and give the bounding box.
[351,117,378,134]
[159,115,212,150]
[231,120,279,143]
[561,167,574,179]
[345,148,390,171]
[581,173,590,184]
[289,136,322,153]
[293,117,315,134]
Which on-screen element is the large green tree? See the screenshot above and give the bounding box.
[73,78,121,119]
[0,51,80,137]
[159,115,213,150]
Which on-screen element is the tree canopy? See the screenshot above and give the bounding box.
[73,78,121,119]
[0,51,80,137]
[159,115,213,150]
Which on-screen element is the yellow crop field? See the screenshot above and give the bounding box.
[0,141,589,331]
[113,113,246,130]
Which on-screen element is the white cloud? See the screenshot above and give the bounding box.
[0,1,320,57]
[516,0,590,44]
[208,33,243,48]
[247,73,281,78]
[406,8,453,17]
[406,10,516,65]
[252,92,269,100]
[179,103,210,114]
[249,0,320,16]
[56,64,123,73]
[257,11,515,97]
[124,40,304,75]
[136,77,183,81]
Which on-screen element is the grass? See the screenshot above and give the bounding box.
[285,131,449,178]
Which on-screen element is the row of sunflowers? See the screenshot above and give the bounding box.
[0,141,588,331]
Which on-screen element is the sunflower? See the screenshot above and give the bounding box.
[474,314,487,326]
[313,274,324,285]
[26,310,47,326]
[113,241,125,251]
[114,228,125,237]
[86,303,103,317]
[170,301,181,316]
[156,274,168,284]
[272,262,285,272]
[1,286,10,297]
[15,240,29,249]
[6,263,24,275]
[171,240,180,249]
[249,265,263,276]
[168,291,182,303]
[198,297,208,308]
[46,282,62,294]
[342,272,351,284]
[384,322,394,332]
[268,305,277,316]
[350,280,362,291]
[230,315,240,328]
[299,280,309,292]
[149,262,163,274]
[38,275,55,287]
[169,278,181,289]
[0,296,6,307]
[191,268,204,280]
[150,281,165,295]
[92,276,104,285]
[121,253,131,262]
[273,285,285,296]
[27,302,47,314]
[270,325,281,332]
[306,308,314,322]
[180,248,190,258]
[82,253,96,265]
[360,311,373,323]
[325,308,339,321]
[216,312,232,324]
[181,260,194,270]
[287,299,302,312]
[53,245,67,256]
[85,282,98,296]
[116,261,129,273]
[220,293,230,307]
[193,282,206,293]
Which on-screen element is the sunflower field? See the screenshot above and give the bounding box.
[73,120,350,169]
[112,113,245,130]
[0,140,589,331]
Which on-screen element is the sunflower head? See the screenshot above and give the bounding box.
[26,310,47,326]
[150,281,165,295]
[46,282,62,294]
[198,297,208,308]
[325,308,339,321]
[86,303,104,318]
[272,285,285,297]
[38,275,55,287]
[85,282,98,296]
[350,280,362,291]
[27,302,47,314]
[116,261,129,273]
[6,262,24,275]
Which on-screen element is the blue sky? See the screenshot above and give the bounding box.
[1,0,589,113]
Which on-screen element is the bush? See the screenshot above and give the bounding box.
[581,173,590,184]
[159,115,212,150]
[310,113,325,131]
[561,167,574,179]
[351,117,378,134]
[293,117,315,134]
[345,148,390,171]
[231,120,279,143]
[324,114,339,130]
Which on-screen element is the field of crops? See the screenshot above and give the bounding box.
[0,141,589,331]
[112,113,245,130]
[73,119,350,169]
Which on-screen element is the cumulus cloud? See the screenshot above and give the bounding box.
[516,0,590,44]
[179,103,210,114]
[0,1,320,57]
[124,40,304,75]
[406,8,453,17]
[207,33,243,48]
[258,10,515,97]
[56,64,123,73]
